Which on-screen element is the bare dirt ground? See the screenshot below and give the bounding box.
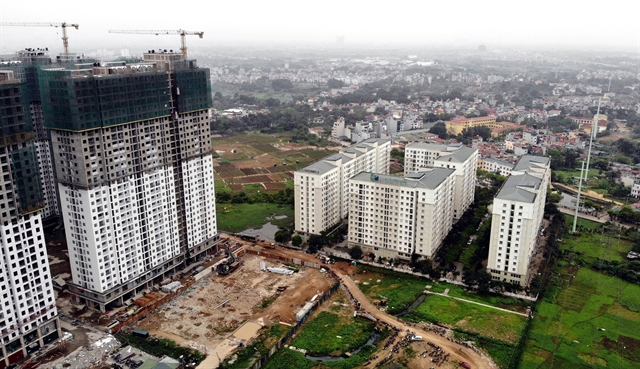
[135,253,334,357]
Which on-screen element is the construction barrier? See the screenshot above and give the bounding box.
[244,249,326,269]
[244,281,341,369]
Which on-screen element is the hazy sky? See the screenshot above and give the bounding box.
[1,0,639,54]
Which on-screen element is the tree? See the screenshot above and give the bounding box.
[349,246,364,260]
[274,228,292,243]
[216,192,232,203]
[582,199,595,211]
[476,271,493,294]
[292,235,302,247]
[271,79,293,91]
[308,235,324,253]
[429,122,448,139]
[327,78,345,89]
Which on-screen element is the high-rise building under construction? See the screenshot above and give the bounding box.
[1,49,62,222]
[0,64,60,368]
[38,50,219,312]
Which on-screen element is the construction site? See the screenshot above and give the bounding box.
[91,235,335,367]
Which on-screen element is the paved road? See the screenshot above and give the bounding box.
[270,246,497,369]
[558,207,607,224]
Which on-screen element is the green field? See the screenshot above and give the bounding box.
[554,169,601,182]
[356,269,430,315]
[519,268,640,369]
[216,203,294,233]
[561,216,633,262]
[563,214,604,231]
[405,295,527,344]
[355,266,531,369]
[243,184,264,191]
[356,267,527,315]
[215,179,231,193]
[290,311,375,356]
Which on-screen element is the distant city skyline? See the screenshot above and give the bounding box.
[1,0,639,55]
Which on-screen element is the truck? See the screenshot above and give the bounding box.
[459,362,471,369]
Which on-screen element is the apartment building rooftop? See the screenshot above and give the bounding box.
[352,167,455,189]
[438,146,477,163]
[405,142,462,151]
[299,160,338,175]
[496,173,542,203]
[513,155,550,172]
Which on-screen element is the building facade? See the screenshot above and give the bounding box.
[404,143,478,219]
[39,51,218,312]
[445,115,499,135]
[295,138,390,235]
[0,49,61,222]
[347,169,455,259]
[487,155,550,285]
[0,69,60,368]
[478,157,514,176]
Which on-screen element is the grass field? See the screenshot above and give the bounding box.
[356,267,528,315]
[356,269,431,315]
[561,216,633,262]
[519,268,640,369]
[554,169,601,182]
[405,295,527,344]
[563,214,603,231]
[216,203,294,233]
[290,311,375,356]
[215,179,231,193]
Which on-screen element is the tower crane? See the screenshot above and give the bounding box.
[108,29,204,59]
[0,22,79,54]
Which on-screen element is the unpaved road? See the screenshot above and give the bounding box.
[270,246,497,369]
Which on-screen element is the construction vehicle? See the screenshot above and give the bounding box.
[0,22,79,53]
[256,241,276,249]
[108,29,203,59]
[216,245,243,275]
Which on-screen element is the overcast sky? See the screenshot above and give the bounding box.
[1,0,639,54]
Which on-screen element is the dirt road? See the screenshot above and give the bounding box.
[268,246,497,369]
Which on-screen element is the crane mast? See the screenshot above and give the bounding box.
[108,29,204,59]
[0,22,79,53]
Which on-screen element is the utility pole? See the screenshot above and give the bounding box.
[573,97,602,232]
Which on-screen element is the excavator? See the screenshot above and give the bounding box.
[216,245,243,275]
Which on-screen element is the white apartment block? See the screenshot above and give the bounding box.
[479,157,515,176]
[295,138,391,235]
[40,52,219,312]
[347,169,455,259]
[0,70,60,367]
[487,155,550,286]
[631,176,640,198]
[404,143,478,219]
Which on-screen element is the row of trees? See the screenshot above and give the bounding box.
[216,188,294,206]
[428,122,492,142]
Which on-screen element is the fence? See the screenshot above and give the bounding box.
[243,281,341,369]
[233,248,341,369]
